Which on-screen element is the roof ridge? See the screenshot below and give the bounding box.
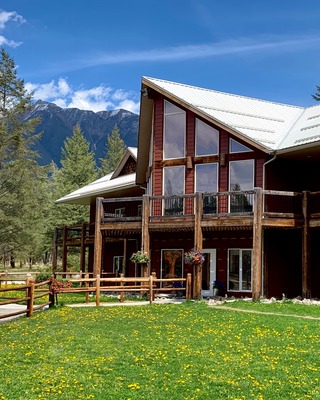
[143,76,305,111]
[275,108,308,149]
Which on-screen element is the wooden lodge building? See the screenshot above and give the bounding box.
[54,77,320,300]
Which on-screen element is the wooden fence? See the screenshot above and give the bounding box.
[0,273,192,321]
[0,271,42,287]
[53,273,192,305]
[0,278,53,320]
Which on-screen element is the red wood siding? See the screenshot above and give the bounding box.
[153,98,164,196]
[186,113,195,194]
[255,158,265,188]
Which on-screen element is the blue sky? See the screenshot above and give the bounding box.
[1,0,320,114]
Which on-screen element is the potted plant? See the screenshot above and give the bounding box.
[130,250,149,264]
[184,249,205,266]
[212,280,224,296]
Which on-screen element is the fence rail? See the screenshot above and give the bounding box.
[53,274,192,305]
[0,278,53,320]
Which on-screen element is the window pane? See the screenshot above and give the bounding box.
[229,160,254,191]
[242,250,252,290]
[164,166,184,196]
[164,101,185,159]
[196,119,219,156]
[163,166,184,215]
[229,160,254,212]
[228,250,239,290]
[230,139,252,153]
[195,163,218,193]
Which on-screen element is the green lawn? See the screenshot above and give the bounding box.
[1,301,320,399]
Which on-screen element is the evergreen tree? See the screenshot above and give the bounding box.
[99,124,126,176]
[312,86,320,101]
[0,47,43,267]
[53,124,97,226]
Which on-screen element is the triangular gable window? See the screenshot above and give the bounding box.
[230,139,252,153]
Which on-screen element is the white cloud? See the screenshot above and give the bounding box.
[26,78,140,114]
[0,9,25,47]
[60,34,320,73]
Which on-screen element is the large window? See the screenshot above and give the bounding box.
[195,163,218,214]
[163,166,185,215]
[229,159,254,212]
[195,119,219,156]
[163,101,186,159]
[228,249,252,291]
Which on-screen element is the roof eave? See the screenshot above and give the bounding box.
[140,77,270,157]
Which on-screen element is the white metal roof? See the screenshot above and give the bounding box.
[55,147,138,205]
[143,77,318,152]
[55,173,137,205]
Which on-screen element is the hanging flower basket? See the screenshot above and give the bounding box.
[130,250,149,264]
[184,249,205,266]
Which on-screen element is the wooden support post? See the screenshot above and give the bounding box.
[120,273,125,302]
[52,227,58,273]
[123,239,127,277]
[62,225,68,273]
[194,192,203,251]
[93,197,104,277]
[252,188,263,300]
[85,273,89,303]
[95,274,101,306]
[26,276,35,317]
[186,273,192,300]
[149,275,153,305]
[193,192,203,299]
[4,270,8,288]
[80,223,86,273]
[141,263,148,297]
[302,191,311,298]
[141,194,150,258]
[193,264,202,299]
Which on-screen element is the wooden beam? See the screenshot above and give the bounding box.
[194,192,203,251]
[141,194,150,257]
[62,225,67,273]
[80,223,86,272]
[52,227,58,273]
[93,197,104,277]
[123,239,127,276]
[302,191,311,298]
[252,188,263,300]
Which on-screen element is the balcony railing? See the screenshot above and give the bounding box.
[102,197,143,222]
[96,189,318,224]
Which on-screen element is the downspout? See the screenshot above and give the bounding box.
[260,152,277,297]
[262,152,277,191]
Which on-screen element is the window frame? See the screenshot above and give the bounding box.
[227,248,252,292]
[229,159,254,213]
[113,256,124,274]
[229,138,253,153]
[195,118,219,156]
[163,100,186,160]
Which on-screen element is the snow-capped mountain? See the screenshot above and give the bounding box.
[24,100,139,166]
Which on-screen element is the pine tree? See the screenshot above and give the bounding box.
[0,47,43,267]
[99,124,126,176]
[53,124,97,226]
[312,86,320,101]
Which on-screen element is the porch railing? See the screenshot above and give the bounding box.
[102,196,143,222]
[96,189,310,222]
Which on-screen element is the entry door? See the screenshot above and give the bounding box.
[201,249,216,297]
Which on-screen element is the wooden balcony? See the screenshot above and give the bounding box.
[97,189,313,232]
